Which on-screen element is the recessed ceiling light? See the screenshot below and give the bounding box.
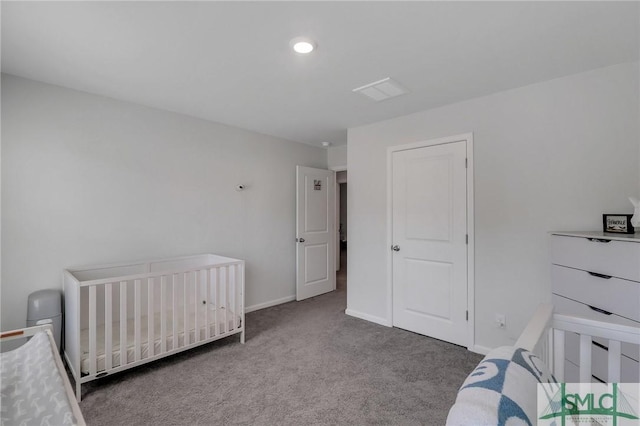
[321,141,331,147]
[290,37,316,54]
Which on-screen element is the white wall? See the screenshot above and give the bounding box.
[328,145,347,170]
[347,62,640,351]
[1,74,327,331]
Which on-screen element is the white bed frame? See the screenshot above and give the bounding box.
[1,323,86,426]
[516,303,640,382]
[64,253,245,401]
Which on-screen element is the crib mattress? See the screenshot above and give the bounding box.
[80,307,239,374]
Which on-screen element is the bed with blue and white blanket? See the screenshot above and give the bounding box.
[446,303,640,426]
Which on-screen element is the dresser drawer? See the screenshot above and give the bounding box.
[553,294,639,362]
[550,235,640,282]
[552,265,640,322]
[563,359,580,383]
[553,294,638,328]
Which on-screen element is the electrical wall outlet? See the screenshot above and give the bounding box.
[495,313,506,329]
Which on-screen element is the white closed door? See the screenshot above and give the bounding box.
[391,141,468,346]
[296,166,336,301]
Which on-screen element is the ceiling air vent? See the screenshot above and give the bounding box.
[352,77,407,102]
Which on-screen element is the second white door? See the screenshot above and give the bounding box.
[391,140,468,346]
[296,166,336,301]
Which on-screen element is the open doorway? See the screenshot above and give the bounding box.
[336,171,347,292]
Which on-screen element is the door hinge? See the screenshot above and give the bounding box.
[466,310,469,321]
[465,234,468,244]
[465,158,468,168]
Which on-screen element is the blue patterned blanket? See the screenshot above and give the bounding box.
[446,346,557,425]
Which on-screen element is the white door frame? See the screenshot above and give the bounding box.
[331,166,347,272]
[386,133,475,350]
[335,181,341,272]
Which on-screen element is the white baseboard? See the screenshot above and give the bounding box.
[469,344,491,355]
[345,308,392,327]
[245,295,296,313]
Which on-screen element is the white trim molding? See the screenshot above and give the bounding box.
[245,295,296,313]
[470,345,491,356]
[345,309,392,327]
[386,132,475,350]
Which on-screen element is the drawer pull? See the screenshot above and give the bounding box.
[587,238,611,243]
[588,305,613,316]
[592,341,608,351]
[587,271,612,279]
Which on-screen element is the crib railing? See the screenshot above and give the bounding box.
[550,313,640,383]
[517,303,640,383]
[64,255,244,401]
[83,262,243,377]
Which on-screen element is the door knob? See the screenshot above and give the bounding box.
[391,245,400,251]
[297,238,306,243]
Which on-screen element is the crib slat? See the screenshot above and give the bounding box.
[120,281,127,366]
[134,279,141,361]
[231,265,236,330]
[172,274,178,350]
[545,329,553,372]
[607,340,622,383]
[89,286,97,375]
[183,272,188,346]
[105,283,113,371]
[147,277,154,358]
[225,266,230,333]
[205,268,210,340]
[240,262,245,344]
[579,334,592,383]
[193,270,199,343]
[553,329,565,382]
[234,264,239,330]
[215,268,220,337]
[161,275,167,353]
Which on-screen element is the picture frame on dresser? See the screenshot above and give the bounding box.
[602,214,635,234]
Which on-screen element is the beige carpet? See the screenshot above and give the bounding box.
[78,253,482,425]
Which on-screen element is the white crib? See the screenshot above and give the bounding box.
[63,254,244,401]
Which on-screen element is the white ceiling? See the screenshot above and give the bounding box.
[2,2,639,147]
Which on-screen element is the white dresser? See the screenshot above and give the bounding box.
[550,231,640,382]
